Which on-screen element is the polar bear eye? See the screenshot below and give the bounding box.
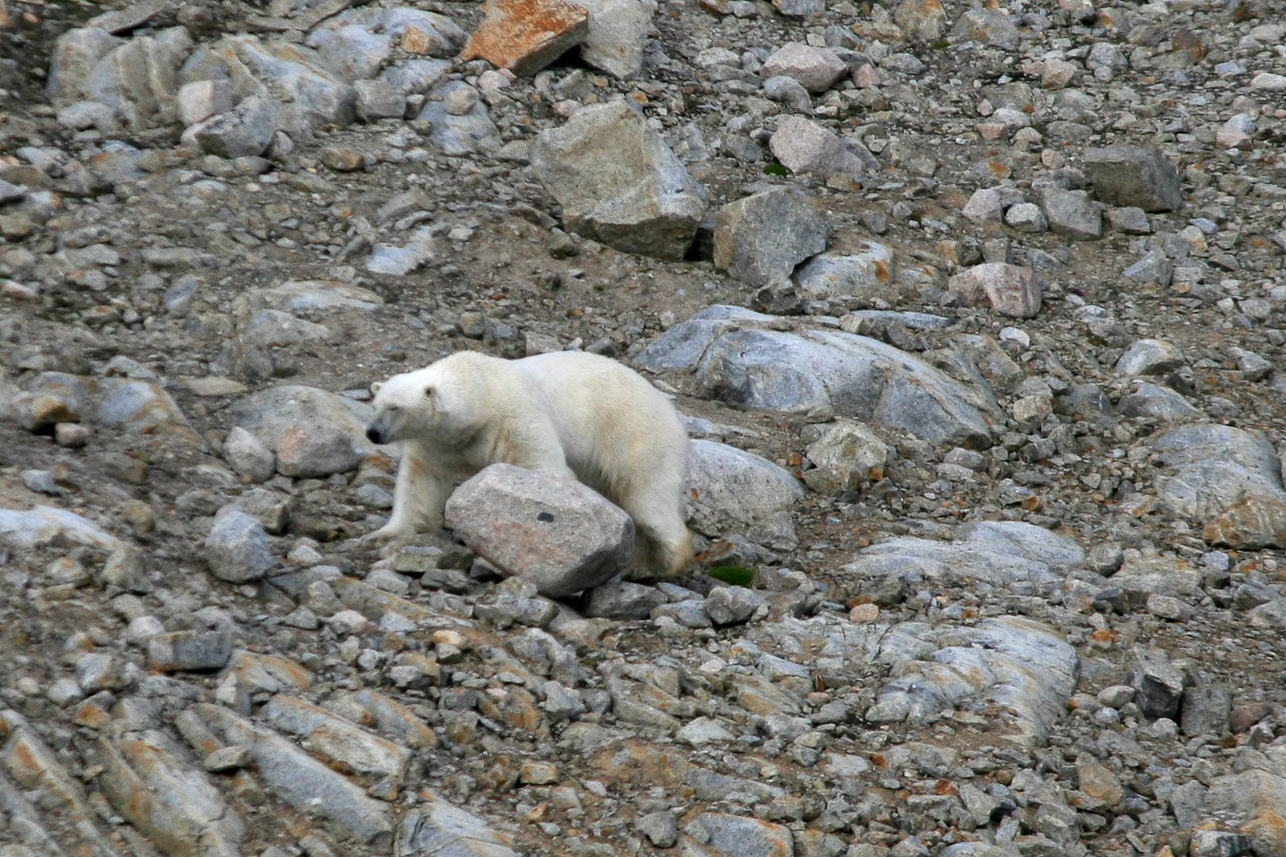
[424,386,435,399]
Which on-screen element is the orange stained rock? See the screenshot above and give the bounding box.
[459,0,589,77]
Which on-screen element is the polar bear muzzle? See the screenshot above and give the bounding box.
[366,414,392,445]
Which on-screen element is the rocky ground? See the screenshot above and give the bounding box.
[4,0,1286,855]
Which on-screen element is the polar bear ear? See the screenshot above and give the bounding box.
[370,381,383,396]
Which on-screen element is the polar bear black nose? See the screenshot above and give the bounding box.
[366,425,383,444]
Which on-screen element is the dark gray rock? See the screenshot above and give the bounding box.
[1128,646,1184,719]
[713,188,828,287]
[1084,144,1183,212]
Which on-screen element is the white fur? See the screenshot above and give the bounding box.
[364,350,693,575]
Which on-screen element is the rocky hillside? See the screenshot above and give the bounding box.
[3,0,1286,855]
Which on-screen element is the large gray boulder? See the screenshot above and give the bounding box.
[638,306,996,447]
[686,439,805,535]
[531,101,708,260]
[713,188,829,287]
[444,464,634,598]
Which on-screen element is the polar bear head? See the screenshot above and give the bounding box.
[365,354,488,446]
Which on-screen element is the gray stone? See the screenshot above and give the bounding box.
[381,59,453,98]
[869,616,1077,745]
[1106,206,1151,234]
[1115,381,1198,422]
[948,263,1042,318]
[1084,144,1183,212]
[444,464,634,598]
[952,8,1019,48]
[637,810,679,848]
[762,75,811,111]
[639,307,995,446]
[844,520,1082,597]
[198,705,393,846]
[794,244,896,302]
[261,695,409,787]
[713,189,829,287]
[962,188,1004,223]
[305,24,392,81]
[230,385,374,477]
[683,813,794,856]
[531,101,708,260]
[46,27,123,103]
[205,506,273,583]
[189,95,281,159]
[417,81,501,155]
[182,36,357,137]
[760,43,846,93]
[1039,187,1102,240]
[772,0,822,15]
[1180,684,1231,737]
[802,419,889,493]
[242,309,330,348]
[769,116,871,180]
[1122,250,1173,285]
[584,580,667,619]
[147,630,234,672]
[704,585,765,625]
[686,439,804,534]
[571,0,654,78]
[1188,831,1252,857]
[1128,646,1184,719]
[177,79,233,126]
[0,505,123,551]
[95,732,244,857]
[1004,202,1046,233]
[399,797,519,857]
[354,79,406,122]
[1114,338,1184,375]
[85,30,191,131]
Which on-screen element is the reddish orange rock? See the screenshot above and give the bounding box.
[459,0,588,76]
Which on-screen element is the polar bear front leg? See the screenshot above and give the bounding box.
[365,445,449,544]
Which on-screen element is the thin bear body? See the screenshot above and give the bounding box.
[364,350,693,576]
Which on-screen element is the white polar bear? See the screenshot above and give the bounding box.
[364,350,693,576]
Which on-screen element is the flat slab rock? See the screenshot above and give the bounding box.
[637,305,995,447]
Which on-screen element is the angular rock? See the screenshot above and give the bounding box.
[802,419,888,493]
[962,188,1004,223]
[205,506,273,583]
[1203,495,1286,550]
[46,27,123,103]
[188,94,281,159]
[948,263,1042,318]
[85,30,191,132]
[1039,187,1102,240]
[760,43,847,93]
[704,585,765,626]
[683,813,794,856]
[713,189,828,287]
[230,385,375,477]
[686,439,805,533]
[1114,338,1184,375]
[417,81,501,155]
[261,695,410,789]
[1180,684,1231,737]
[147,630,234,672]
[894,0,948,40]
[399,797,519,857]
[952,8,1019,49]
[459,0,589,76]
[443,463,634,598]
[794,244,895,302]
[638,306,994,446]
[0,505,123,551]
[769,116,867,179]
[197,705,393,846]
[570,0,654,78]
[1084,144,1183,212]
[1129,646,1184,719]
[531,101,708,260]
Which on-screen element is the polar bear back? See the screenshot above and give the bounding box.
[515,350,687,497]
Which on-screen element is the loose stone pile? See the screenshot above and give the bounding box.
[3,0,1286,855]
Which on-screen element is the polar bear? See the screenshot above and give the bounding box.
[364,350,693,576]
